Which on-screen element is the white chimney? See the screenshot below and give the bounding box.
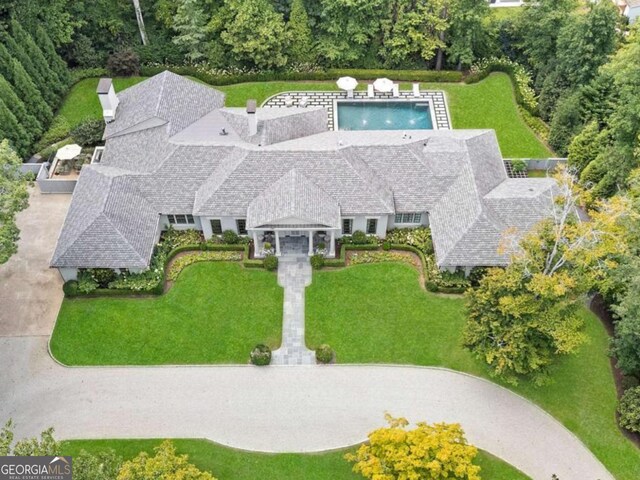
[246,99,257,136]
[97,78,119,123]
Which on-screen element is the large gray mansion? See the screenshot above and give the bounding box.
[51,71,555,281]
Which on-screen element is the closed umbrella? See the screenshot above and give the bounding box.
[336,76,358,91]
[56,144,82,160]
[373,77,394,93]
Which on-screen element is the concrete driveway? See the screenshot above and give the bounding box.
[0,336,614,480]
[0,188,70,336]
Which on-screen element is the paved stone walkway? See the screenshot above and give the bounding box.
[0,336,615,480]
[272,256,315,365]
[262,90,452,130]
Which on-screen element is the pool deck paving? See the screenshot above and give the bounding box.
[263,90,452,131]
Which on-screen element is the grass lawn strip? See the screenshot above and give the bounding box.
[50,262,282,365]
[61,438,530,480]
[305,263,640,480]
[52,73,550,158]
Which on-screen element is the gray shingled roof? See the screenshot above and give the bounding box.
[51,167,159,268]
[53,72,557,270]
[247,169,340,229]
[104,71,225,139]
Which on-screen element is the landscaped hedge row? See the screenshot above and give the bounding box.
[63,242,260,298]
[139,65,463,87]
[323,243,379,268]
[465,57,538,115]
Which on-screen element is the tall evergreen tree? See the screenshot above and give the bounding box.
[33,26,70,86]
[287,0,314,64]
[0,74,41,146]
[0,97,29,157]
[7,57,52,124]
[171,0,210,62]
[10,20,65,99]
[2,33,56,106]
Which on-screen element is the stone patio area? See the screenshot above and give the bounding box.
[262,90,452,130]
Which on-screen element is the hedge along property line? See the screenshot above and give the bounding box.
[63,243,261,298]
[137,65,464,87]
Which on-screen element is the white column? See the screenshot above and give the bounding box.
[329,230,336,257]
[308,230,314,256]
[252,231,259,258]
[275,231,281,256]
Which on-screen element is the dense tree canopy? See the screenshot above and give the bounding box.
[0,140,29,264]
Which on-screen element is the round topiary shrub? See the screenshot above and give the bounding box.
[351,230,368,244]
[63,280,79,297]
[250,344,272,366]
[382,241,391,251]
[263,254,278,271]
[310,254,324,270]
[511,159,527,173]
[222,229,239,244]
[316,344,334,364]
[618,386,640,433]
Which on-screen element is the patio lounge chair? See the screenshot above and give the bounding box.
[392,83,400,97]
[299,96,309,107]
[412,82,421,98]
[367,84,375,98]
[347,89,354,99]
[284,95,294,107]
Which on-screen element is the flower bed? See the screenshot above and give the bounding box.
[167,251,243,281]
[349,251,414,266]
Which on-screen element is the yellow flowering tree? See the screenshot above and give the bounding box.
[345,415,481,480]
[117,440,216,480]
[464,167,636,384]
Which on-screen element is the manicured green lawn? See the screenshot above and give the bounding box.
[61,438,529,480]
[306,263,640,480]
[50,263,282,365]
[53,73,550,158]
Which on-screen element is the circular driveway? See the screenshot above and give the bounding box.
[0,336,613,480]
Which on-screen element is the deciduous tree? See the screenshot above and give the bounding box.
[0,140,29,264]
[345,415,481,480]
[117,440,216,480]
[463,168,634,384]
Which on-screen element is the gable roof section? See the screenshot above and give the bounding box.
[51,167,159,269]
[247,169,340,229]
[104,71,225,139]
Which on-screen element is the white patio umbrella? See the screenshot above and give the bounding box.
[336,76,358,92]
[56,144,82,160]
[373,77,394,93]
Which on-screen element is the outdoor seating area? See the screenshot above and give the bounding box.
[47,144,90,181]
[253,230,336,258]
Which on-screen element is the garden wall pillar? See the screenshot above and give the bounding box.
[275,231,281,256]
[329,230,336,257]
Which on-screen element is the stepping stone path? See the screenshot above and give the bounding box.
[271,255,316,365]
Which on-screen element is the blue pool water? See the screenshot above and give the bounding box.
[337,101,433,130]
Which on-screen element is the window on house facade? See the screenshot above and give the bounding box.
[366,218,378,235]
[236,219,247,235]
[168,214,195,225]
[394,213,422,224]
[210,219,222,235]
[342,219,353,235]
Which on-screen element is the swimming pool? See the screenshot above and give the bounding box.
[336,101,434,131]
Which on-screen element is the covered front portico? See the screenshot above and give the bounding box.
[246,169,340,258]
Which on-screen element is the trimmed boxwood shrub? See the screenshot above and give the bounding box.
[351,230,368,245]
[62,280,79,297]
[310,254,324,270]
[618,386,640,433]
[222,230,239,244]
[263,254,278,271]
[316,344,334,364]
[250,344,272,366]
